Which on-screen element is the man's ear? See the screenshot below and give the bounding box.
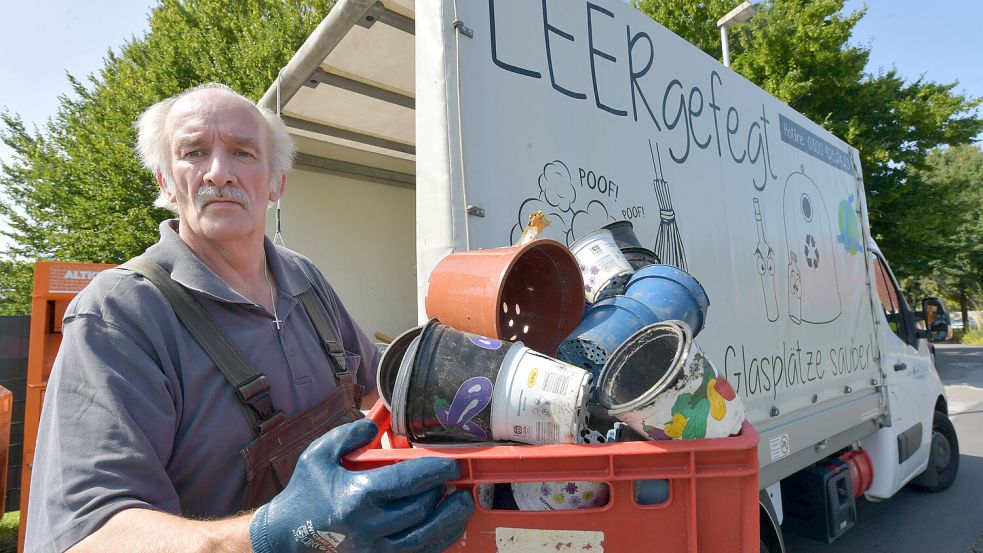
[270,174,287,202]
[156,170,176,202]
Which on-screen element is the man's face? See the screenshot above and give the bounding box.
[160,89,284,245]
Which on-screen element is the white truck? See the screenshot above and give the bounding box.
[257,1,958,550]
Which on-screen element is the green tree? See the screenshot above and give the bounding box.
[908,145,983,324]
[0,0,335,314]
[635,0,982,280]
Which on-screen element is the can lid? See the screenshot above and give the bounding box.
[389,334,422,437]
[377,325,424,410]
[597,320,692,413]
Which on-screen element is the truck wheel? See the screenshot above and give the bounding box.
[911,410,959,492]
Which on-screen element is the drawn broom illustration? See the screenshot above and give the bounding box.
[649,141,688,271]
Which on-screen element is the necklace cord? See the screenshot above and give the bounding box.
[264,262,282,330]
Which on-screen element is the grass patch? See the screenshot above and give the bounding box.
[0,511,17,553]
[961,328,983,345]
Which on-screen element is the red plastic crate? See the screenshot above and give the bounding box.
[346,402,760,552]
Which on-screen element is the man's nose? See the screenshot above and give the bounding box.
[203,150,236,186]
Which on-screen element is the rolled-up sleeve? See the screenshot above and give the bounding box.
[25,314,181,553]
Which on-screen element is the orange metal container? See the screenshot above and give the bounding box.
[0,385,12,514]
[19,262,114,552]
[347,402,761,552]
[424,239,585,354]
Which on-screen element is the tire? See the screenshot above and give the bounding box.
[911,410,959,492]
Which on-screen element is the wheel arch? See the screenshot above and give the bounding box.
[760,489,785,553]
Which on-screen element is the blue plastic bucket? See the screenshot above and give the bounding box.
[555,295,661,381]
[623,265,709,336]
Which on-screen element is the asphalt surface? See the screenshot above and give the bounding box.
[783,344,983,553]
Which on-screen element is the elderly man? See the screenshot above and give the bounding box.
[25,83,473,552]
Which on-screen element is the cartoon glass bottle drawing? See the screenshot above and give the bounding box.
[787,252,802,325]
[649,141,688,271]
[753,199,779,322]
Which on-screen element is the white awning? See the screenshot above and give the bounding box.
[260,0,416,184]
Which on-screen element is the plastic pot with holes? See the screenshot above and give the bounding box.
[555,295,661,384]
[623,264,710,336]
[424,239,585,354]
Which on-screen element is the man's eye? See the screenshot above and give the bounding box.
[235,150,255,158]
[184,150,203,158]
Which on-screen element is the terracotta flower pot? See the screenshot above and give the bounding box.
[425,239,585,354]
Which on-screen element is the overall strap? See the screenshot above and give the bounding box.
[292,261,352,385]
[120,257,285,435]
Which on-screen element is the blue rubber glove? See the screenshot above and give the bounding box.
[250,418,474,553]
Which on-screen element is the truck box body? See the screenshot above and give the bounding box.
[415,0,890,490]
[260,0,946,519]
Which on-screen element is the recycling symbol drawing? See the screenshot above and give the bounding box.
[803,234,820,269]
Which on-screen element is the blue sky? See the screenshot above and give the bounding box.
[1,1,978,161]
[845,0,982,118]
[0,1,158,165]
[0,1,981,246]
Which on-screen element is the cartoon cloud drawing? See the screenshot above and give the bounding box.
[510,160,613,245]
[570,200,614,240]
[510,161,576,244]
[782,168,842,325]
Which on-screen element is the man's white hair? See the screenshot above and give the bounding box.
[135,82,296,212]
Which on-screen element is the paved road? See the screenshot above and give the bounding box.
[783,344,983,553]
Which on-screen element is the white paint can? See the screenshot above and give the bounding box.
[490,343,593,445]
[511,480,610,510]
[598,321,745,440]
[569,229,635,303]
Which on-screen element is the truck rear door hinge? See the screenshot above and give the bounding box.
[453,20,474,38]
[466,205,485,217]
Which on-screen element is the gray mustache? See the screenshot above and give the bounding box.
[194,186,250,211]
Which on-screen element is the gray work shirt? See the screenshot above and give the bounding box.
[25,220,380,552]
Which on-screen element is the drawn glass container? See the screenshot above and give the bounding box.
[753,199,779,322]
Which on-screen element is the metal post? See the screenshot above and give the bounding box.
[721,25,731,67]
[717,1,756,68]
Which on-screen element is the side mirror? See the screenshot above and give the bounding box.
[919,297,951,342]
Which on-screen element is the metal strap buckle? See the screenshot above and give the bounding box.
[322,339,345,355]
[255,410,286,434]
[237,375,276,420]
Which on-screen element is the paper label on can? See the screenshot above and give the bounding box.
[494,350,591,444]
[574,237,633,302]
[495,528,605,552]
